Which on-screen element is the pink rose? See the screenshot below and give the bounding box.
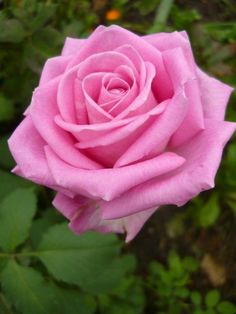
[9,25,235,241]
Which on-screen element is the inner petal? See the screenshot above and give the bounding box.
[98,74,130,105]
[106,77,129,96]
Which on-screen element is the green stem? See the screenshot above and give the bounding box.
[148,0,174,33]
[0,293,13,314]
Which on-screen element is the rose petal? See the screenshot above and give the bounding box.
[114,89,187,167]
[8,116,74,197]
[162,47,204,146]
[75,101,168,166]
[30,78,102,170]
[62,37,86,56]
[144,31,196,73]
[197,68,233,121]
[53,192,158,242]
[45,146,185,201]
[68,25,173,102]
[101,119,236,219]
[39,56,70,86]
[114,62,157,119]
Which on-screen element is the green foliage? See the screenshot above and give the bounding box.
[148,251,199,312]
[0,0,236,313]
[1,259,96,314]
[148,252,236,313]
[0,188,37,251]
[196,193,221,228]
[0,184,143,313]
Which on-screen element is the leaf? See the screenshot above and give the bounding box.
[1,260,56,314]
[0,188,37,251]
[37,223,123,293]
[1,260,96,314]
[30,3,58,32]
[148,0,174,33]
[0,170,33,202]
[183,256,199,272]
[0,135,15,169]
[197,193,220,228]
[0,19,26,43]
[83,254,136,293]
[0,293,13,314]
[53,287,96,314]
[98,276,145,314]
[0,94,15,122]
[174,287,189,299]
[168,251,184,277]
[217,301,236,314]
[205,290,220,308]
[30,208,64,248]
[191,291,202,306]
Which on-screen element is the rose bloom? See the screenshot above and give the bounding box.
[9,25,235,241]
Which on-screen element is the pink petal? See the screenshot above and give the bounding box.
[114,62,157,119]
[8,116,55,186]
[144,31,196,73]
[39,56,70,86]
[68,25,173,102]
[30,78,102,170]
[114,89,187,167]
[101,119,236,219]
[82,73,113,123]
[8,116,73,197]
[75,101,168,167]
[162,47,204,147]
[45,145,185,201]
[197,68,233,121]
[61,37,86,56]
[53,192,158,241]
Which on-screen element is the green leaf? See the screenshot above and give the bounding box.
[168,251,184,277]
[197,193,220,228]
[217,301,236,314]
[191,291,202,306]
[183,256,199,272]
[0,293,13,314]
[0,94,15,122]
[0,19,26,43]
[174,287,189,299]
[99,276,145,314]
[1,260,56,314]
[205,290,220,308]
[83,254,136,294]
[37,223,123,293]
[0,170,33,202]
[1,259,96,314]
[30,208,64,248]
[52,287,96,314]
[0,188,37,251]
[0,135,15,169]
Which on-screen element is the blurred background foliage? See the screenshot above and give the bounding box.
[0,0,236,313]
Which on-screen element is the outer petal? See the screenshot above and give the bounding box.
[8,116,73,196]
[101,119,236,219]
[30,78,102,170]
[197,68,233,120]
[39,57,71,86]
[61,37,86,56]
[45,146,185,201]
[53,192,157,242]
[162,47,204,147]
[144,31,196,73]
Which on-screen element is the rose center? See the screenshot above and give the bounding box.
[108,87,126,95]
